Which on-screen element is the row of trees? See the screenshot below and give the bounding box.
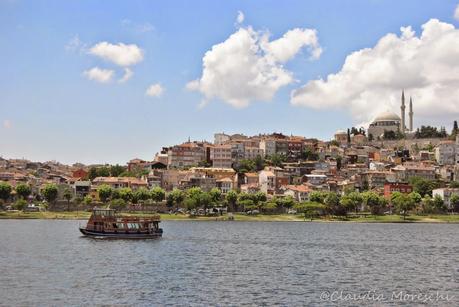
[0,181,60,210]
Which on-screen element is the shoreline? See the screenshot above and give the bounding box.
[1,211,458,223]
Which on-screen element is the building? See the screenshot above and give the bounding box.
[210,144,233,168]
[74,180,91,197]
[435,141,456,165]
[216,177,234,194]
[72,168,88,179]
[283,185,310,202]
[259,139,276,157]
[334,130,348,143]
[384,182,413,198]
[167,142,207,169]
[367,91,414,139]
[92,177,148,190]
[214,133,231,145]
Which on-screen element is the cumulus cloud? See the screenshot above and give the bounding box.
[455,4,459,21]
[83,67,114,83]
[118,68,134,83]
[145,83,164,97]
[187,26,321,108]
[291,19,459,124]
[3,120,12,129]
[236,11,244,24]
[88,42,144,67]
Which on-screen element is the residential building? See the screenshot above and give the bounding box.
[432,188,459,209]
[383,182,413,198]
[167,142,207,168]
[210,144,233,168]
[283,185,310,202]
[435,141,455,165]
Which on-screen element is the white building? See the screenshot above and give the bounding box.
[259,139,276,157]
[435,141,456,165]
[210,145,233,168]
[214,133,231,145]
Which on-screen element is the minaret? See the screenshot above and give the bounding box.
[409,97,413,132]
[400,90,406,132]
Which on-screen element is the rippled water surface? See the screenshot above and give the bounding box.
[1,220,458,306]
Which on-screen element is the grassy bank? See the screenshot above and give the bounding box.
[1,211,458,223]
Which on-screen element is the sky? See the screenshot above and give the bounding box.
[1,0,459,165]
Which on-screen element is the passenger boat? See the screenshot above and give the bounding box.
[79,208,163,239]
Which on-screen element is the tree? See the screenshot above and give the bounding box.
[347,128,351,143]
[110,164,125,177]
[63,189,72,211]
[239,199,255,212]
[83,195,93,206]
[409,177,438,197]
[110,198,126,210]
[119,187,133,203]
[225,190,238,212]
[309,191,327,204]
[168,188,185,210]
[197,192,214,215]
[269,154,284,168]
[150,187,166,205]
[16,183,31,200]
[134,188,150,204]
[408,192,422,209]
[88,167,98,180]
[13,199,27,210]
[362,191,385,215]
[209,188,222,204]
[340,191,363,213]
[295,201,325,220]
[368,133,374,142]
[97,184,112,203]
[324,192,341,215]
[432,194,447,213]
[450,194,459,213]
[0,181,12,203]
[42,184,59,205]
[254,155,265,171]
[262,201,278,214]
[392,193,415,220]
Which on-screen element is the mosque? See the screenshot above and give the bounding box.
[367,91,414,139]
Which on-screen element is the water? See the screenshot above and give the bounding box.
[1,220,458,306]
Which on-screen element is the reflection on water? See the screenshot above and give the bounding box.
[0,220,458,305]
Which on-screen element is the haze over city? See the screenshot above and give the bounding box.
[2,0,459,164]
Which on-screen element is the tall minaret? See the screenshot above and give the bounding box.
[400,90,406,132]
[409,96,413,132]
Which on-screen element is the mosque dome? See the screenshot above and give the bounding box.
[373,111,401,122]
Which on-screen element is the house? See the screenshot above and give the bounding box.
[74,181,91,197]
[167,142,207,169]
[210,144,233,168]
[72,168,88,179]
[283,185,310,202]
[434,141,456,165]
[259,169,275,194]
[92,177,148,190]
[384,182,413,198]
[216,177,234,194]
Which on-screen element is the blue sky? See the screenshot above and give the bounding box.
[1,0,459,164]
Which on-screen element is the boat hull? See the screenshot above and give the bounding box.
[79,228,162,239]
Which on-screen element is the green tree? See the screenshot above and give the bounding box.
[309,191,327,204]
[42,184,59,205]
[409,177,438,197]
[209,187,222,204]
[134,188,150,204]
[168,188,185,210]
[197,192,214,215]
[225,190,238,212]
[110,164,125,177]
[392,193,415,220]
[262,201,278,214]
[88,167,98,180]
[13,199,27,210]
[110,198,126,210]
[119,187,133,202]
[450,194,459,213]
[295,201,325,220]
[0,181,12,203]
[63,189,72,211]
[150,186,166,205]
[16,183,31,200]
[324,192,340,215]
[362,191,385,215]
[254,155,265,171]
[97,184,112,203]
[432,194,447,213]
[83,195,93,206]
[269,154,284,168]
[340,191,363,213]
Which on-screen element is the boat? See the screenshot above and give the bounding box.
[79,208,163,239]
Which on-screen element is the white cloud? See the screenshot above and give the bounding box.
[83,67,114,83]
[187,26,321,108]
[455,4,459,21]
[3,120,12,129]
[118,68,134,83]
[236,11,244,24]
[88,42,144,67]
[145,83,164,97]
[291,19,459,124]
